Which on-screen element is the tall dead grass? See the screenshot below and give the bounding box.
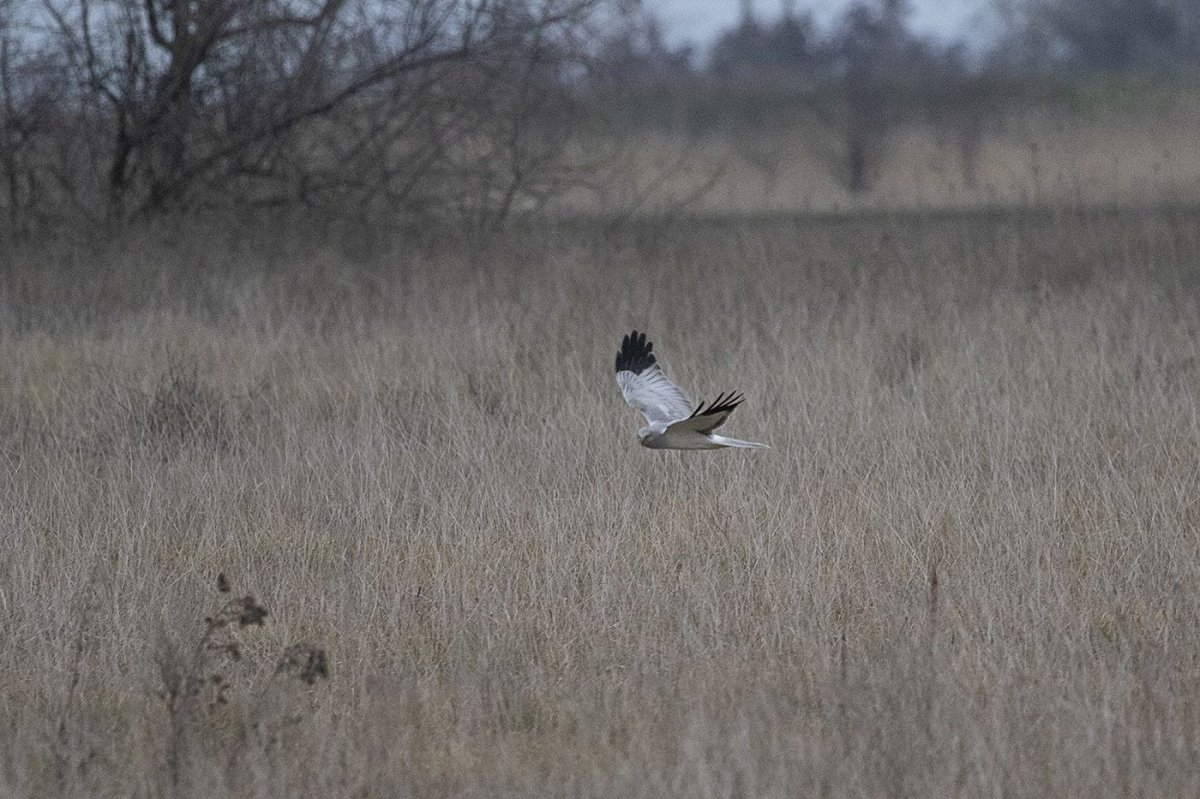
[3,208,1200,796]
[576,103,1200,214]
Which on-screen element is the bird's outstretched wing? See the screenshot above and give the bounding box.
[615,330,693,426]
[666,392,744,435]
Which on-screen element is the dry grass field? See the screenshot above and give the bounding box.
[4,205,1200,796]
[581,103,1200,214]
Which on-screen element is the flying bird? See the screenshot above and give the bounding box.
[614,330,768,450]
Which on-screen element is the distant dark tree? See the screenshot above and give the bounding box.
[701,0,970,194]
[991,0,1200,73]
[594,13,695,86]
[709,1,832,82]
[770,1,822,68]
[829,0,961,192]
[708,5,768,81]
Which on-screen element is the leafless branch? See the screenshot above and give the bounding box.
[4,0,617,229]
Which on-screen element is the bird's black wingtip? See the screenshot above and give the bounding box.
[616,329,657,374]
[691,391,745,418]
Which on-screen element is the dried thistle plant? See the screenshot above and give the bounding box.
[156,573,331,787]
[159,574,270,716]
[156,574,269,788]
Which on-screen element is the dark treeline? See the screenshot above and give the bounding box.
[596,0,1200,88]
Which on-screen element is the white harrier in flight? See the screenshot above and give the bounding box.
[615,330,768,451]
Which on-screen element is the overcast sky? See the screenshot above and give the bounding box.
[650,0,995,49]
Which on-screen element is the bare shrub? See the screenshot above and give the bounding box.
[140,364,232,453]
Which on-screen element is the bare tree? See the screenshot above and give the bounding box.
[827,0,966,194]
[1,0,65,235]
[832,1,912,194]
[3,0,609,229]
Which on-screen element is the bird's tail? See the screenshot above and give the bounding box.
[710,434,769,450]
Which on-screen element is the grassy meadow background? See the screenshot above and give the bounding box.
[581,90,1200,213]
[5,112,1200,796]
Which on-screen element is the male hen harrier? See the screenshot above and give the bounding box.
[615,330,768,450]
